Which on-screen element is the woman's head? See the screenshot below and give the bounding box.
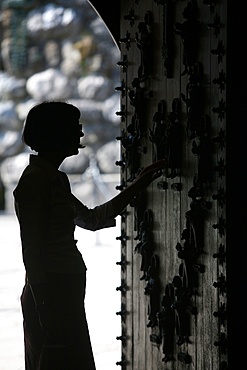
[22,101,82,153]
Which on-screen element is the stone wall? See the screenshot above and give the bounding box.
[0,0,121,211]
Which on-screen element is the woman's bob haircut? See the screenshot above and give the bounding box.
[22,101,81,152]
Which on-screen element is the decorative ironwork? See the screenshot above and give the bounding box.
[135,11,154,82]
[174,0,200,75]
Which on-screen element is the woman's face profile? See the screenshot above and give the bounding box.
[61,121,85,157]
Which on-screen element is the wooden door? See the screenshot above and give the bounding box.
[115,1,229,369]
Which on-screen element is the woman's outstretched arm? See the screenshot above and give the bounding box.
[110,159,165,218]
[73,159,165,230]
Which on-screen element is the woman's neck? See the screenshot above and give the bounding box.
[38,151,66,169]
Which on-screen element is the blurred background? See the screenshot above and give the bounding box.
[0,0,122,369]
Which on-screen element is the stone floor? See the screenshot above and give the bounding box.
[0,212,121,370]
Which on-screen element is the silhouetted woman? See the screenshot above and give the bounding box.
[13,101,164,370]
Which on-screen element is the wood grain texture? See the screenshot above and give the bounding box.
[117,1,228,369]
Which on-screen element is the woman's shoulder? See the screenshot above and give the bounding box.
[14,163,51,196]
[22,162,50,182]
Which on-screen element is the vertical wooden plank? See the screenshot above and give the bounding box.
[125,208,134,370]
[204,2,218,368]
[173,1,193,368]
[194,4,213,370]
[213,1,227,369]
[119,1,134,369]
